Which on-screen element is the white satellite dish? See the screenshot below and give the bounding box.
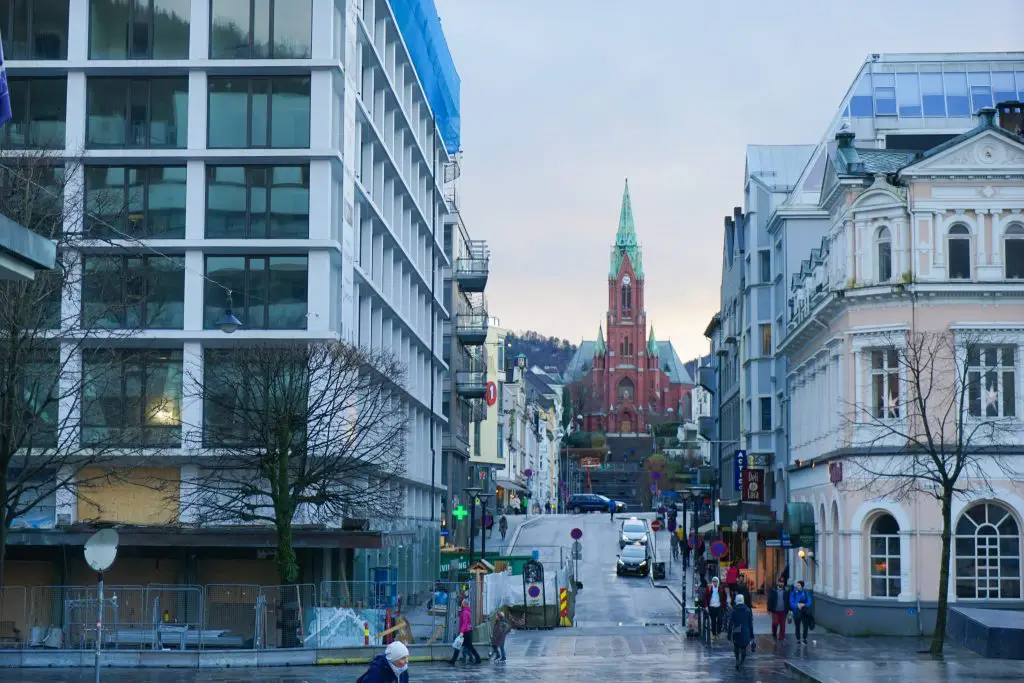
[84,529,119,572]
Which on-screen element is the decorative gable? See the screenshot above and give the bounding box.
[900,130,1024,177]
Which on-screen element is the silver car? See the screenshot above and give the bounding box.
[619,518,649,549]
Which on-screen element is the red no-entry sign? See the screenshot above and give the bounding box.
[650,519,663,532]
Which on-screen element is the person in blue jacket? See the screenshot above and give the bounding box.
[357,641,410,683]
[789,580,813,644]
[608,497,616,521]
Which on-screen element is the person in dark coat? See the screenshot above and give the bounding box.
[489,609,510,662]
[357,641,410,683]
[730,593,755,670]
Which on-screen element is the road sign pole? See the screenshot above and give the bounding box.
[95,571,103,683]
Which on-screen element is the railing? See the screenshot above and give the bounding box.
[2,580,459,650]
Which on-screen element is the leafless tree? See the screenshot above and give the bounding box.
[0,147,159,585]
[840,329,1020,654]
[180,341,409,584]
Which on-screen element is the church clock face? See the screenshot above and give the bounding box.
[622,275,631,286]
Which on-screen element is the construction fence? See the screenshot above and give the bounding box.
[0,580,467,651]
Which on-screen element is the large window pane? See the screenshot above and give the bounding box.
[82,257,123,328]
[90,0,190,59]
[269,166,309,237]
[993,72,1016,106]
[208,78,252,148]
[206,166,249,238]
[210,0,251,58]
[271,78,310,147]
[4,78,67,149]
[969,73,993,113]
[147,256,185,328]
[873,73,896,116]
[896,73,921,118]
[921,72,945,117]
[272,0,312,58]
[0,0,69,59]
[208,77,309,148]
[81,255,185,329]
[84,166,186,238]
[86,78,188,148]
[210,0,311,59]
[205,256,246,327]
[267,256,307,328]
[944,73,970,117]
[206,165,309,238]
[850,75,873,118]
[205,255,307,329]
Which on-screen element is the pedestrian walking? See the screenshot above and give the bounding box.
[731,574,751,609]
[449,599,481,664]
[608,497,616,521]
[498,515,508,541]
[725,563,740,595]
[767,575,790,641]
[702,576,728,638]
[357,641,409,682]
[789,580,813,644]
[670,531,680,559]
[489,609,509,662]
[730,594,755,670]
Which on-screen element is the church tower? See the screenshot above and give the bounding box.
[604,179,649,433]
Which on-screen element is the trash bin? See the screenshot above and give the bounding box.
[652,562,666,580]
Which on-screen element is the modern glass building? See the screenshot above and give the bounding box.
[3,0,459,592]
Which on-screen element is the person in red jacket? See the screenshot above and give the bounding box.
[725,563,740,595]
[702,576,729,638]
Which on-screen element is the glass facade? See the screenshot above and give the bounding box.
[207,76,311,148]
[85,166,187,238]
[89,0,191,60]
[206,165,310,238]
[86,77,189,148]
[204,255,308,329]
[844,68,1024,119]
[0,0,69,59]
[210,0,312,59]
[81,255,185,329]
[4,78,67,149]
[82,349,184,447]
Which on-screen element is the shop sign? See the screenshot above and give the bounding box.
[733,450,747,491]
[742,469,764,502]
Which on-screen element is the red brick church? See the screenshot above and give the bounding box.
[564,181,692,434]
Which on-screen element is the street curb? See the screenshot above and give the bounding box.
[649,573,682,606]
[506,515,543,553]
[784,661,823,682]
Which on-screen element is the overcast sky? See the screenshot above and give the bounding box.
[432,0,1024,360]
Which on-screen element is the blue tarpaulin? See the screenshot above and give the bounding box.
[0,28,12,127]
[390,0,461,154]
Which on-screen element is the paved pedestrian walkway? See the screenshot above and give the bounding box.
[786,657,1023,683]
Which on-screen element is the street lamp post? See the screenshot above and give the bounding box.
[680,489,692,629]
[465,487,492,568]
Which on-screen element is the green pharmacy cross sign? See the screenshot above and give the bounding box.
[453,505,469,521]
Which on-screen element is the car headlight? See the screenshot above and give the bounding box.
[617,559,624,566]
[639,560,647,567]
[621,536,629,543]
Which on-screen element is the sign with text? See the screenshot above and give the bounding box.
[733,450,747,492]
[579,456,601,469]
[742,468,765,503]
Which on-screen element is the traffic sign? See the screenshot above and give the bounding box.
[526,583,542,605]
[710,540,728,559]
[570,527,583,540]
[650,519,663,532]
[571,540,583,559]
[652,471,661,480]
[485,381,498,406]
[440,529,450,537]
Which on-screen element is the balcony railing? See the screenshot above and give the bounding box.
[697,366,715,393]
[455,313,488,345]
[455,240,489,292]
[455,371,487,399]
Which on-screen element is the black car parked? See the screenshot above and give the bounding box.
[568,493,625,513]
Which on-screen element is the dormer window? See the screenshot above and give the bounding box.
[948,224,971,280]
[1005,224,1024,280]
[876,226,892,282]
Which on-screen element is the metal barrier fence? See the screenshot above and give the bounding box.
[3,581,471,650]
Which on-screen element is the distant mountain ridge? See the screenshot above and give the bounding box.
[505,331,577,375]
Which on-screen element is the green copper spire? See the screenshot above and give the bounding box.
[647,326,659,356]
[595,325,606,356]
[609,179,644,278]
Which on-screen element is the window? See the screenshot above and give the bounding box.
[0,0,68,59]
[207,77,310,148]
[84,166,186,238]
[943,73,970,117]
[877,226,892,282]
[82,255,184,329]
[9,350,60,448]
[850,75,873,118]
[760,323,771,356]
[873,73,896,116]
[759,397,771,432]
[204,255,308,329]
[82,349,183,447]
[967,345,1015,418]
[1005,224,1024,279]
[86,78,188,148]
[955,502,1021,599]
[896,73,921,118]
[968,73,993,113]
[206,166,310,238]
[759,250,770,283]
[920,72,946,117]
[4,77,66,148]
[89,0,190,59]
[948,224,971,279]
[210,0,312,59]
[870,348,900,419]
[869,514,901,598]
[993,72,1017,106]
[621,282,632,310]
[617,378,634,401]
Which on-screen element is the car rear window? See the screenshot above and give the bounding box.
[622,547,645,559]
[623,522,645,533]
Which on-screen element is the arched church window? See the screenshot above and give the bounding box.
[621,275,632,310]
[617,378,634,401]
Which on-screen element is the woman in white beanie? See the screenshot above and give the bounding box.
[357,640,410,682]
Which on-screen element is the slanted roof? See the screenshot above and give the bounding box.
[746,145,816,192]
[564,339,692,385]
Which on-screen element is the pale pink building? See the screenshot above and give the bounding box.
[779,104,1024,636]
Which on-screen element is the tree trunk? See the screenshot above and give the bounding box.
[275,516,298,585]
[930,490,954,655]
[0,522,7,589]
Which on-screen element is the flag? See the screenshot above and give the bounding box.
[0,31,11,127]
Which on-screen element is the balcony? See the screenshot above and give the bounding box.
[470,400,488,423]
[456,313,488,345]
[697,366,715,393]
[455,240,489,292]
[456,371,487,399]
[698,415,715,441]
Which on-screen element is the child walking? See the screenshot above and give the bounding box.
[490,609,509,662]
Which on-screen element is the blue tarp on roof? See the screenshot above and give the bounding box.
[391,0,461,154]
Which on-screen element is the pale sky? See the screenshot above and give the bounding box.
[433,0,1024,360]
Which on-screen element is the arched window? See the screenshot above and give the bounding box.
[617,377,634,401]
[869,513,901,598]
[621,282,632,310]
[1004,224,1024,279]
[955,502,1021,599]
[877,227,892,282]
[948,224,971,279]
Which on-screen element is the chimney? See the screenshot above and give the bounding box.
[977,107,997,128]
[996,101,1024,138]
[835,124,855,149]
[733,207,743,221]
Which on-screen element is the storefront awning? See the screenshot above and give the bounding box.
[495,479,528,494]
[697,520,716,534]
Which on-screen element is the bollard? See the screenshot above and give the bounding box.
[363,622,370,646]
